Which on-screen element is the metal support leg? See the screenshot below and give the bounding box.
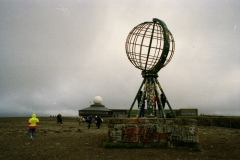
[137,79,147,118]
[153,78,165,118]
[155,79,175,118]
[127,78,146,118]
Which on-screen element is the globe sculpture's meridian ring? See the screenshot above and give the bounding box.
[152,18,170,73]
[162,30,175,68]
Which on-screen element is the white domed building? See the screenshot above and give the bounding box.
[78,96,112,117]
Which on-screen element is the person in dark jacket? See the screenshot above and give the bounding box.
[166,112,173,118]
[57,114,62,125]
[160,94,166,109]
[137,91,146,117]
[160,94,166,117]
[86,115,93,129]
[95,115,102,130]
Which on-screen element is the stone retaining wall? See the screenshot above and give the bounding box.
[107,118,199,148]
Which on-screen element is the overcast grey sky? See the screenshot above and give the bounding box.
[0,0,239,117]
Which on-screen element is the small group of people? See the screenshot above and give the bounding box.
[83,115,103,130]
[137,91,167,118]
[27,113,63,140]
[27,113,104,140]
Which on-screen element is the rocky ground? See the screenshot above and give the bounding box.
[0,117,239,160]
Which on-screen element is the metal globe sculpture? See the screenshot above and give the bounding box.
[126,18,175,118]
[126,18,175,74]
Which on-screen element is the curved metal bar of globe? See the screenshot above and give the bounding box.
[153,78,166,118]
[155,78,175,118]
[162,30,175,68]
[144,22,156,71]
[137,79,148,118]
[127,78,146,118]
[152,18,170,73]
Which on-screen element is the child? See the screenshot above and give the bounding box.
[28,114,39,140]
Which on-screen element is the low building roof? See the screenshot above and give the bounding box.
[79,104,111,111]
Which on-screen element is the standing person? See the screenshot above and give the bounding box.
[95,115,102,130]
[160,94,166,117]
[160,94,166,108]
[86,115,92,130]
[137,91,142,108]
[28,113,39,140]
[57,114,62,125]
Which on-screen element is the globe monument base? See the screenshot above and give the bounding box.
[107,118,199,148]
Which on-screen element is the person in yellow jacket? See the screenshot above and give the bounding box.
[28,113,39,140]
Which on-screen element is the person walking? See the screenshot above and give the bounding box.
[57,114,62,125]
[28,113,39,140]
[86,115,93,130]
[95,115,102,130]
